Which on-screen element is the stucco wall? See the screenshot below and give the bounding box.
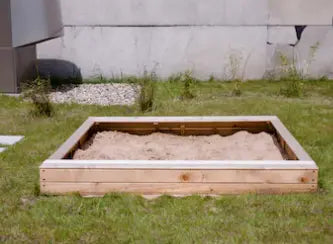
[37,0,333,80]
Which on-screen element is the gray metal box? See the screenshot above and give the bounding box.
[0,0,12,46]
[0,46,36,93]
[10,0,63,47]
[0,0,63,93]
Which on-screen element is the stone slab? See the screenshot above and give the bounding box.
[268,0,333,25]
[0,135,24,145]
[60,0,268,26]
[2,93,21,97]
[37,26,267,80]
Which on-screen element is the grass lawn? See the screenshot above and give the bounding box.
[0,80,332,243]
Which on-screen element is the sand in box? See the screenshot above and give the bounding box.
[73,131,285,160]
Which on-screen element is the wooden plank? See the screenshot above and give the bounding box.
[41,182,317,195]
[95,119,273,135]
[40,169,317,184]
[90,116,279,123]
[50,118,95,159]
[271,118,313,161]
[40,160,318,170]
[96,122,271,129]
[96,126,272,136]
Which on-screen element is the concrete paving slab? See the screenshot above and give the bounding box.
[1,93,21,97]
[0,135,24,145]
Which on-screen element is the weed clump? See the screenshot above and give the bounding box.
[22,76,54,117]
[277,53,304,97]
[138,72,156,112]
[280,79,303,97]
[180,71,196,100]
[231,80,242,96]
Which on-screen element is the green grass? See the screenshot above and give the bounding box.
[0,79,332,243]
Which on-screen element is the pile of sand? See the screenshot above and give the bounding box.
[73,131,284,160]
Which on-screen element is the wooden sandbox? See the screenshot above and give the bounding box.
[40,116,318,196]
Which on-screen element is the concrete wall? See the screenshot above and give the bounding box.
[37,0,333,80]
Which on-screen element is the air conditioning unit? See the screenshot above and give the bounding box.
[0,0,63,93]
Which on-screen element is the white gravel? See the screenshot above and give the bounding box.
[49,83,140,106]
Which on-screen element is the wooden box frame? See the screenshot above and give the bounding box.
[40,116,318,196]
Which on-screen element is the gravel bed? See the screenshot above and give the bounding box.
[49,83,140,106]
